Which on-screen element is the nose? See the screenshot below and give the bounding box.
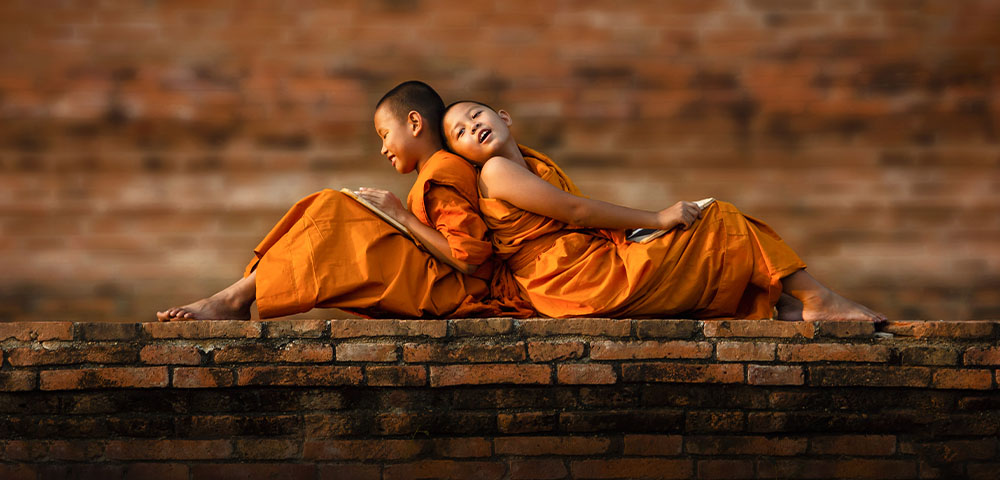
[380,142,388,156]
[471,122,481,135]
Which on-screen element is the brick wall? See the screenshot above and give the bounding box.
[1,318,998,478]
[0,0,998,322]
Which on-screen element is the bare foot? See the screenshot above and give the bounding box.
[799,288,886,323]
[156,274,256,322]
[775,293,804,321]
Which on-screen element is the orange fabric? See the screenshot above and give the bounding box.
[479,145,807,319]
[245,149,533,319]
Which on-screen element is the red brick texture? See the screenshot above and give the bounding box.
[0,318,998,478]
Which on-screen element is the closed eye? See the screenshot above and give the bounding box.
[457,127,465,139]
[473,111,481,119]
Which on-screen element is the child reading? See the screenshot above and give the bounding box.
[156,82,532,321]
[441,101,885,322]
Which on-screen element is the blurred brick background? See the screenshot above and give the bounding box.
[0,0,997,322]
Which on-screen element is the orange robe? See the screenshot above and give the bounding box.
[479,145,807,319]
[244,149,532,319]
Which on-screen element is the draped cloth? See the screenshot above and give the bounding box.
[478,145,807,319]
[245,149,533,319]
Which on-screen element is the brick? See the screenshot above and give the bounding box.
[430,364,551,387]
[686,436,807,456]
[622,363,743,384]
[36,465,125,480]
[265,319,327,338]
[432,437,492,458]
[813,320,876,338]
[527,341,585,361]
[143,321,262,339]
[716,341,776,361]
[932,368,993,390]
[809,366,931,387]
[635,319,699,338]
[685,411,745,432]
[703,320,814,338]
[213,341,332,363]
[697,459,755,479]
[759,459,918,479]
[316,464,381,480]
[330,319,446,338]
[809,435,897,456]
[570,458,693,479]
[191,464,315,480]
[172,367,235,388]
[0,371,36,391]
[561,410,685,433]
[964,346,1000,365]
[2,439,105,462]
[303,439,424,461]
[510,459,568,480]
[124,463,189,480]
[0,465,36,480]
[383,460,505,480]
[906,439,999,463]
[366,365,427,386]
[336,343,398,362]
[233,439,300,460]
[237,366,362,386]
[139,344,201,365]
[776,343,890,362]
[106,439,232,460]
[304,413,369,438]
[519,318,630,336]
[79,322,140,341]
[558,364,617,384]
[7,344,135,366]
[499,412,558,434]
[590,340,712,360]
[623,434,683,455]
[900,346,959,365]
[882,321,995,339]
[403,342,525,363]
[0,322,73,341]
[40,366,168,390]
[450,318,514,336]
[495,436,611,456]
[748,364,804,385]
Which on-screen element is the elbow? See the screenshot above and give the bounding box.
[565,201,592,227]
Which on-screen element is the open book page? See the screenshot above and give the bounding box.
[626,197,716,244]
[340,188,414,239]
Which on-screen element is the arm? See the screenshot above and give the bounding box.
[479,157,703,230]
[355,188,480,275]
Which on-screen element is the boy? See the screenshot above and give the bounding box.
[157,82,531,320]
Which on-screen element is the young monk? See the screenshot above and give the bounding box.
[156,82,532,321]
[442,101,886,322]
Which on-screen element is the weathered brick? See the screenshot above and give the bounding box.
[703,320,815,338]
[190,464,314,480]
[527,341,585,361]
[560,410,685,433]
[40,367,168,390]
[964,346,1000,365]
[231,439,300,460]
[686,435,807,456]
[430,364,551,387]
[264,319,327,338]
[882,321,995,339]
[809,366,931,388]
[304,413,369,438]
[809,435,897,456]
[635,320,699,339]
[330,319,446,338]
[558,364,617,384]
[748,364,804,385]
[124,463,189,480]
[900,346,959,365]
[776,343,890,362]
[519,318,630,337]
[237,366,362,386]
[450,318,514,336]
[697,459,755,479]
[0,322,73,341]
[336,343,398,362]
[315,464,381,480]
[622,363,743,384]
[717,341,776,361]
[495,436,610,456]
[685,411,746,433]
[432,437,492,458]
[932,368,993,390]
[590,340,712,360]
[498,412,558,434]
[623,434,683,455]
[106,439,232,460]
[366,366,427,387]
[570,458,693,479]
[303,439,425,460]
[213,341,332,363]
[79,322,140,341]
[172,367,235,388]
[383,460,505,480]
[0,464,36,480]
[403,342,525,363]
[510,459,568,480]
[139,344,201,365]
[0,371,37,391]
[143,321,261,339]
[758,458,917,479]
[813,320,876,338]
[7,344,137,366]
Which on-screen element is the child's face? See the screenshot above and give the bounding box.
[374,106,421,174]
[443,101,512,166]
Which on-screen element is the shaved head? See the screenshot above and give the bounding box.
[375,81,446,138]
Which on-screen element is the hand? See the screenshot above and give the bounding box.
[355,187,410,225]
[656,201,703,230]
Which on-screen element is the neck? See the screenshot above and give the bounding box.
[413,144,441,172]
[496,138,525,166]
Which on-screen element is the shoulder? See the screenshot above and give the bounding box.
[423,150,477,185]
[480,156,524,183]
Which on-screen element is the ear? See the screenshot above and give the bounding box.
[407,111,423,136]
[497,109,512,126]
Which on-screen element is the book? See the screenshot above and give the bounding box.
[340,188,413,239]
[626,197,717,244]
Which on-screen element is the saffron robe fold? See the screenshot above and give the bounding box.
[245,149,533,319]
[479,145,807,319]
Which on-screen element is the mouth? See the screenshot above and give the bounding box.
[478,129,491,144]
[388,155,396,167]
